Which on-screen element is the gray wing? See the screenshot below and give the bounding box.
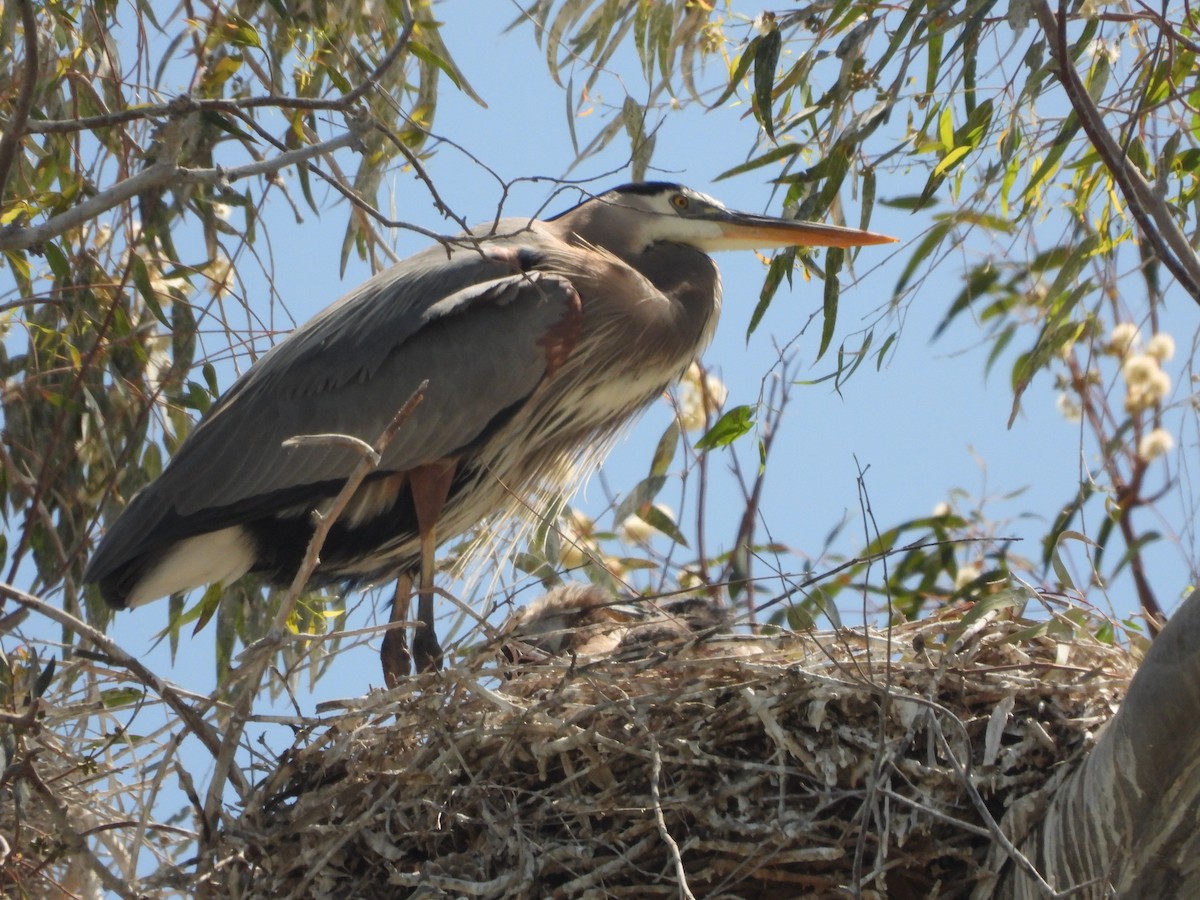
[86,231,578,577]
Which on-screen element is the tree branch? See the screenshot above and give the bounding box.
[0,121,370,253]
[200,382,427,845]
[3,0,416,137]
[1037,1,1200,306]
[0,0,39,207]
[0,582,247,798]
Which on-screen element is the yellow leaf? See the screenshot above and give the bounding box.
[933,144,972,176]
[938,106,955,151]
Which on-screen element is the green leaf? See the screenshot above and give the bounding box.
[933,144,973,177]
[224,14,262,49]
[817,248,845,360]
[747,252,792,337]
[4,250,32,294]
[716,144,802,181]
[129,253,170,327]
[649,420,680,478]
[712,34,762,109]
[320,62,353,94]
[43,241,70,283]
[875,332,897,370]
[101,687,145,709]
[614,475,667,524]
[695,405,755,450]
[409,28,485,106]
[938,105,955,150]
[753,26,782,141]
[190,583,224,636]
[639,504,688,548]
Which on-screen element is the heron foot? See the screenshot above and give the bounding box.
[412,624,443,674]
[381,626,411,688]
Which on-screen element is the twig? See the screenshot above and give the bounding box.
[200,382,427,855]
[649,734,697,900]
[0,0,38,207]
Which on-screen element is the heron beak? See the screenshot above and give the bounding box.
[707,210,897,251]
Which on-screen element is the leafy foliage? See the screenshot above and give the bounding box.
[3,1,1200,893]
[0,0,477,665]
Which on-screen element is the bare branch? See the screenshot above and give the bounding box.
[0,122,370,253]
[201,381,428,838]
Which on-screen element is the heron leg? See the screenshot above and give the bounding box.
[380,573,414,687]
[408,461,457,673]
[413,524,442,673]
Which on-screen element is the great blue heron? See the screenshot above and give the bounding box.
[84,182,893,681]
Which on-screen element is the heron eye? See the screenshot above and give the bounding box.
[671,194,689,210]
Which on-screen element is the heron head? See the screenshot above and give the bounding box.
[551,182,897,257]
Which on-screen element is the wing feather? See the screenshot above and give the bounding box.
[85,234,580,583]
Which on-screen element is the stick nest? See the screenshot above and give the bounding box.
[214,603,1136,899]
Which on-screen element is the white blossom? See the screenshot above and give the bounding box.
[1124,355,1171,411]
[1146,332,1176,363]
[954,564,982,591]
[677,362,728,432]
[1137,428,1174,462]
[1108,321,1140,355]
[1122,354,1159,388]
[620,514,655,545]
[1056,393,1082,422]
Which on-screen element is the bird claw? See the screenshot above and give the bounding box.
[380,626,412,688]
[412,626,444,674]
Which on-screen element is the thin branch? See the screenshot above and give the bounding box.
[648,734,697,900]
[0,122,370,253]
[200,382,427,841]
[6,0,417,137]
[0,0,38,206]
[0,582,246,798]
[1036,1,1200,306]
